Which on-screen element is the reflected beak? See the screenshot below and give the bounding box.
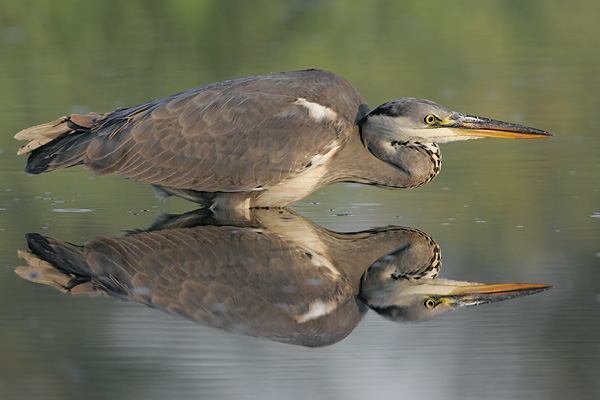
[446,283,552,307]
[445,113,553,139]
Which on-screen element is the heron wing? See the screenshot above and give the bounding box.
[83,225,358,346]
[83,70,366,192]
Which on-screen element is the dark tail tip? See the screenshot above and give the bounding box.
[24,233,87,277]
[24,131,93,174]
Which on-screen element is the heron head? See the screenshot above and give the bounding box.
[359,98,552,144]
[359,274,552,323]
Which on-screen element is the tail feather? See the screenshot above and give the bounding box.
[15,113,101,174]
[25,233,90,274]
[15,233,97,294]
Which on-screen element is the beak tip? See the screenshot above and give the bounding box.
[451,114,555,139]
[450,282,553,306]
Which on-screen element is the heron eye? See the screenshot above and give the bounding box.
[424,114,436,125]
[424,298,436,309]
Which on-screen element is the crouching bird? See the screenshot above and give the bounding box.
[15,69,552,209]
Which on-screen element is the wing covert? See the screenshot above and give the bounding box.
[83,70,366,192]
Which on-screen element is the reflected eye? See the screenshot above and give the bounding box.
[424,114,436,125]
[424,298,436,309]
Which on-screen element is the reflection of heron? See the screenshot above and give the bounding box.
[15,69,551,208]
[16,209,550,347]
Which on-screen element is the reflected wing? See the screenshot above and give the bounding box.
[84,69,365,191]
[84,227,349,318]
[17,225,363,347]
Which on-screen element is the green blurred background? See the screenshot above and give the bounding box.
[0,1,599,399]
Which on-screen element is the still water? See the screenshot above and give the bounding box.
[1,1,599,399]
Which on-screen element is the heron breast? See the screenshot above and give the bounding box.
[254,144,341,207]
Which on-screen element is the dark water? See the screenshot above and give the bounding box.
[1,1,599,399]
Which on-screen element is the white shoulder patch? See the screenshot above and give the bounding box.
[295,98,339,122]
[295,300,339,323]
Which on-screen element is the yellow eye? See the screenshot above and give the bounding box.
[424,114,436,125]
[424,298,436,309]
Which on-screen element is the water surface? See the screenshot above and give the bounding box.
[1,2,599,399]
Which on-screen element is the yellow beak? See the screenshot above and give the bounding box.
[447,282,553,306]
[445,113,553,139]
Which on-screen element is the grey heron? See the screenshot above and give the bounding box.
[16,208,550,347]
[15,69,552,208]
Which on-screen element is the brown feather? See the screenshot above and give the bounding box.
[81,70,364,192]
[15,70,368,205]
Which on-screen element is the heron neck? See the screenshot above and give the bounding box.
[331,127,441,189]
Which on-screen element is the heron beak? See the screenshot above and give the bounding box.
[444,113,553,139]
[444,282,552,307]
